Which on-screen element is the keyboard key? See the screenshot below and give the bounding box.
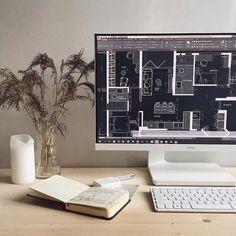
[173,200,181,204]
[191,204,232,210]
[158,200,172,204]
[182,204,191,209]
[173,204,182,209]
[231,204,236,210]
[181,200,189,205]
[165,204,173,209]
[157,204,165,209]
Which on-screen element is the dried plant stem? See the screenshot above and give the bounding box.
[20,96,40,132]
[38,125,55,173]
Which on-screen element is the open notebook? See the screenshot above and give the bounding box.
[28,175,136,219]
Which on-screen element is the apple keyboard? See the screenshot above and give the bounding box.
[150,186,236,213]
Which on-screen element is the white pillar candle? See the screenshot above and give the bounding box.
[10,135,35,184]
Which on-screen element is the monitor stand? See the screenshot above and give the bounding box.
[148,150,236,186]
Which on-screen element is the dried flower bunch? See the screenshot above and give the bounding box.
[0,49,94,137]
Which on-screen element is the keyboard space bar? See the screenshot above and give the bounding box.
[191,204,232,210]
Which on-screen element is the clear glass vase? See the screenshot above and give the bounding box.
[36,125,61,179]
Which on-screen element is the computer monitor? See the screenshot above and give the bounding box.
[95,33,236,186]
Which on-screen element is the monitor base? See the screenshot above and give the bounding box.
[148,150,236,186]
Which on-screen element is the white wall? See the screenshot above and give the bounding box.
[1,0,236,168]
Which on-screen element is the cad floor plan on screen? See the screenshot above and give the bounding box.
[96,34,236,144]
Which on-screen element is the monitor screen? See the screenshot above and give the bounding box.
[95,34,236,145]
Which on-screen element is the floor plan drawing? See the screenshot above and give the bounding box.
[96,35,236,142]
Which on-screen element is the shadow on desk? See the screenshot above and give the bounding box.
[15,194,122,220]
[144,191,155,212]
[15,193,66,212]
[0,176,11,184]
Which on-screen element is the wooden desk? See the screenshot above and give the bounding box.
[1,167,236,236]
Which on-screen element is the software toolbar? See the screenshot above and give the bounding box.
[97,35,236,51]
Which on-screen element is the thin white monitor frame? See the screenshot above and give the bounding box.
[95,33,236,186]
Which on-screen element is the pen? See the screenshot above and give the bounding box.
[115,174,135,181]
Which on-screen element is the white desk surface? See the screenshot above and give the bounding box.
[1,167,236,236]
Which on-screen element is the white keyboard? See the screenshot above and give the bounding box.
[150,186,236,213]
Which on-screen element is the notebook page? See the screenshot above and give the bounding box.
[69,187,129,209]
[30,175,89,202]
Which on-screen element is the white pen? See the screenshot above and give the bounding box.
[115,174,135,181]
[93,174,135,187]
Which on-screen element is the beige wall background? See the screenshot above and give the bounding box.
[1,0,236,168]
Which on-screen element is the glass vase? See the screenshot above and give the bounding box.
[36,125,61,179]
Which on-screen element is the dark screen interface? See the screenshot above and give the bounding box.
[95,34,236,144]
